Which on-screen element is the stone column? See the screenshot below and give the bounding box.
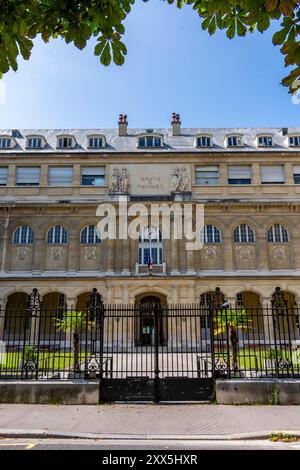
[284,162,294,185]
[68,236,79,272]
[223,236,234,271]
[33,235,45,272]
[252,163,261,185]
[0,297,6,340]
[107,239,115,273]
[40,164,48,187]
[72,164,81,196]
[186,248,195,274]
[65,298,76,348]
[122,238,130,274]
[257,229,269,271]
[262,297,275,343]
[1,211,10,272]
[171,238,180,274]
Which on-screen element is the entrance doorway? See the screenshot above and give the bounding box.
[136,295,165,347]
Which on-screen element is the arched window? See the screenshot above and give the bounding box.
[80,225,101,244]
[267,224,289,243]
[234,224,255,243]
[138,227,163,265]
[200,225,221,243]
[47,226,68,244]
[12,226,34,244]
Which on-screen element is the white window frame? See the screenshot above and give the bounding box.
[0,136,15,149]
[26,135,45,149]
[47,226,68,244]
[267,224,289,243]
[257,135,273,148]
[234,225,255,243]
[12,226,34,244]
[57,135,75,149]
[226,135,243,148]
[289,135,300,147]
[80,225,101,244]
[87,135,105,149]
[200,225,221,244]
[138,227,163,265]
[195,135,213,148]
[137,134,163,148]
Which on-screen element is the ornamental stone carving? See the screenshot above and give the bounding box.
[110,167,130,193]
[50,247,63,260]
[16,247,29,260]
[170,168,191,193]
[273,247,286,260]
[204,247,217,260]
[84,246,96,260]
[239,247,252,260]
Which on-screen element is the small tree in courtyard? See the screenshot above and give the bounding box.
[213,308,251,373]
[54,311,95,373]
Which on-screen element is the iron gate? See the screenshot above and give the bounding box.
[100,303,215,402]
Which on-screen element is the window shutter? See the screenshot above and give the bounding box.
[48,167,73,186]
[81,167,105,176]
[196,166,218,172]
[293,166,300,175]
[16,167,40,185]
[228,166,251,179]
[0,167,8,185]
[261,165,284,183]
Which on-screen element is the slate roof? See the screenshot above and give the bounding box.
[0,127,299,153]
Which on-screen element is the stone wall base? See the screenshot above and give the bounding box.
[216,379,300,405]
[0,381,99,405]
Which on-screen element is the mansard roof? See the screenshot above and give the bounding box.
[0,127,299,153]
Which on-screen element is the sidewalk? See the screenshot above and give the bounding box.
[0,404,300,439]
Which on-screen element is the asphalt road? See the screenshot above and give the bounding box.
[0,438,300,451]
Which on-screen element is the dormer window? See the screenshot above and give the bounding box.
[0,137,12,149]
[57,135,75,149]
[138,135,162,148]
[26,136,45,149]
[196,136,212,148]
[88,136,105,149]
[289,136,300,147]
[258,135,273,147]
[227,135,243,148]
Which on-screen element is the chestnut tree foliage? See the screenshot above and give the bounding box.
[0,0,299,92]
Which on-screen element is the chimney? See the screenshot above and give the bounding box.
[171,113,181,136]
[118,113,128,136]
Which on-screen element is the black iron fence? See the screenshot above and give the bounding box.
[0,304,300,384]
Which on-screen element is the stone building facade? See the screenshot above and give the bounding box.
[0,116,300,333]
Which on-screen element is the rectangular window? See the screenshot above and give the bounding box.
[81,167,105,186]
[258,136,273,147]
[16,167,40,186]
[27,137,42,149]
[293,166,300,184]
[0,167,8,186]
[228,165,252,185]
[261,165,285,184]
[197,136,211,147]
[88,137,103,149]
[227,136,243,147]
[48,167,73,186]
[0,138,11,149]
[58,137,73,149]
[290,136,300,147]
[195,166,219,185]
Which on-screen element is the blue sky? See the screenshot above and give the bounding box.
[0,0,298,129]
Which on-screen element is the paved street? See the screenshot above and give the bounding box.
[0,404,300,438]
[0,438,299,451]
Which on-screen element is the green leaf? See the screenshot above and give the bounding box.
[226,20,236,39]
